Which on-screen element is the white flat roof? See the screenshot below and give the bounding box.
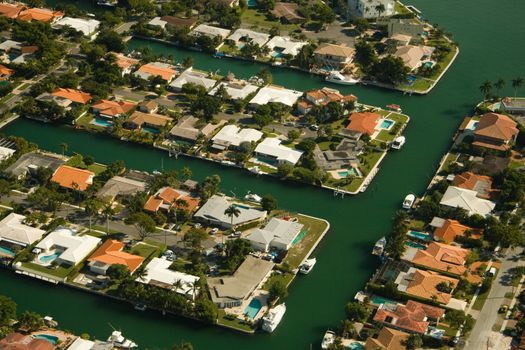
[208,81,259,100]
[67,337,95,350]
[254,137,303,165]
[246,217,304,248]
[169,69,217,91]
[440,186,496,217]
[249,85,302,107]
[148,17,167,28]
[137,257,200,296]
[191,24,231,39]
[264,36,307,56]
[36,228,101,265]
[227,28,270,47]
[0,146,15,161]
[0,213,46,247]
[194,195,267,226]
[54,17,100,36]
[212,124,263,147]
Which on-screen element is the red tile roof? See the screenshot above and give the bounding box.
[474,113,518,142]
[137,63,177,81]
[144,187,201,213]
[88,239,144,273]
[373,300,445,334]
[410,242,469,276]
[51,165,94,191]
[0,3,25,19]
[0,333,55,350]
[434,219,479,243]
[452,171,492,198]
[92,100,135,117]
[18,7,63,22]
[404,269,459,304]
[52,88,92,104]
[347,112,380,135]
[365,327,409,350]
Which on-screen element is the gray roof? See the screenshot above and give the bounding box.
[247,218,303,248]
[194,195,267,226]
[96,175,147,200]
[5,151,64,178]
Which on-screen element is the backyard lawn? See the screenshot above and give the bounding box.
[240,9,298,33]
[284,214,329,269]
[21,262,76,279]
[130,242,160,259]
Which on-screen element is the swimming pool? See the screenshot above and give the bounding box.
[33,334,59,345]
[0,246,15,257]
[91,118,113,128]
[337,168,359,178]
[247,0,257,6]
[370,295,397,307]
[38,252,60,264]
[405,241,427,249]
[142,127,160,134]
[407,230,431,241]
[244,298,262,319]
[380,119,395,130]
[347,342,364,350]
[423,61,434,68]
[292,229,309,245]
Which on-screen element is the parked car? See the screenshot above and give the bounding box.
[210,228,219,235]
[499,304,509,314]
[309,124,319,131]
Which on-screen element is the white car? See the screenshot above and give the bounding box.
[210,228,219,235]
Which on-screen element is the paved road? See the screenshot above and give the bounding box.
[464,248,523,350]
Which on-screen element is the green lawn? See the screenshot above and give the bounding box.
[22,262,75,279]
[88,163,107,175]
[240,9,299,33]
[284,214,329,269]
[472,288,491,311]
[217,310,254,332]
[429,45,458,80]
[375,129,396,143]
[401,78,434,92]
[76,113,106,131]
[360,150,384,175]
[130,242,160,259]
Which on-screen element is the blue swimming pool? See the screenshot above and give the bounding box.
[142,127,160,134]
[405,241,427,249]
[247,0,257,7]
[33,334,59,345]
[91,118,113,128]
[472,121,479,129]
[370,295,397,307]
[347,342,364,350]
[0,246,15,257]
[380,119,394,129]
[337,168,359,178]
[423,61,434,68]
[407,230,431,241]
[38,252,60,264]
[244,298,262,319]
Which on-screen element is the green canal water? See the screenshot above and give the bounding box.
[2,0,525,348]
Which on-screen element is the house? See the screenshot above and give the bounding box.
[110,52,140,76]
[314,43,355,70]
[0,64,13,80]
[169,116,223,142]
[501,97,525,115]
[431,218,480,243]
[298,87,356,114]
[18,7,63,23]
[0,3,26,19]
[395,267,459,304]
[160,16,197,31]
[249,85,303,107]
[364,327,410,350]
[6,151,64,179]
[137,257,200,299]
[0,145,14,161]
[440,186,496,217]
[193,195,267,229]
[211,124,263,150]
[314,139,363,171]
[35,227,101,266]
[51,165,95,191]
[168,69,217,92]
[451,171,493,199]
[0,213,46,247]
[88,239,145,274]
[271,2,306,24]
[226,28,270,48]
[208,80,259,100]
[143,186,201,213]
[137,100,158,114]
[124,111,172,130]
[471,154,510,176]
[348,0,395,19]
[92,100,135,119]
[0,333,55,350]
[51,88,92,105]
[387,18,424,38]
[408,242,470,276]
[53,17,100,38]
[264,36,306,59]
[207,255,274,308]
[0,40,21,53]
[373,300,445,334]
[246,217,304,251]
[210,0,240,7]
[473,112,519,151]
[254,138,303,166]
[133,62,177,82]
[394,45,434,71]
[347,112,380,136]
[190,24,231,40]
[96,175,147,201]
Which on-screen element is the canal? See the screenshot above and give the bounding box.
[1,0,525,348]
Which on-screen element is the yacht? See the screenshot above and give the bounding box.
[372,237,387,256]
[390,136,406,150]
[325,71,359,85]
[261,304,286,332]
[248,166,263,175]
[386,104,402,112]
[299,258,317,274]
[244,191,262,203]
[107,331,138,349]
[321,330,336,349]
[402,194,416,210]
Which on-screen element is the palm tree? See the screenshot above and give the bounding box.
[375,3,385,20]
[59,142,68,157]
[84,199,101,232]
[224,204,241,229]
[479,80,492,101]
[512,77,524,97]
[102,202,115,235]
[494,78,505,97]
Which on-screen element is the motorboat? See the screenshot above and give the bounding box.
[372,237,387,256]
[390,136,406,150]
[107,331,137,349]
[244,191,262,203]
[299,258,317,274]
[43,316,58,327]
[261,304,286,332]
[248,166,263,175]
[386,104,402,112]
[321,330,336,349]
[134,304,147,312]
[325,71,359,85]
[402,194,416,209]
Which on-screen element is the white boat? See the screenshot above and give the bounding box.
[321,330,336,349]
[134,304,147,312]
[244,191,262,203]
[107,331,138,349]
[372,237,387,256]
[391,136,406,150]
[402,194,416,209]
[248,166,263,175]
[43,316,58,327]
[325,71,359,85]
[261,303,286,332]
[299,258,317,274]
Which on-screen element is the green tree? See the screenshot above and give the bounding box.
[198,175,221,200]
[479,80,492,100]
[107,264,131,281]
[18,311,43,331]
[59,142,68,156]
[102,202,115,235]
[494,78,505,97]
[261,195,278,213]
[512,77,524,97]
[0,296,16,327]
[404,334,423,350]
[130,212,157,240]
[287,129,300,141]
[258,68,273,85]
[84,198,101,232]
[344,301,369,322]
[183,228,208,250]
[95,30,126,52]
[374,3,385,19]
[224,204,241,228]
[268,278,288,303]
[194,297,218,324]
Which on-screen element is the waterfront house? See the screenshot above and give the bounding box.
[346,112,380,137]
[35,227,101,266]
[193,194,267,229]
[246,217,304,251]
[264,36,306,59]
[313,139,362,171]
[249,85,302,107]
[226,28,270,49]
[17,7,63,23]
[0,3,26,19]
[471,154,510,176]
[124,111,172,131]
[394,45,434,71]
[0,64,13,80]
[314,43,355,70]
[211,124,263,150]
[133,62,178,83]
[208,80,259,100]
[473,112,519,151]
[0,213,46,248]
[147,16,197,31]
[0,145,14,161]
[373,300,445,334]
[143,186,201,213]
[298,87,356,114]
[439,186,496,217]
[364,327,410,350]
[91,100,136,119]
[348,0,394,19]
[270,2,306,24]
[168,69,217,92]
[111,52,140,76]
[51,165,95,191]
[169,116,223,142]
[207,255,274,308]
[501,97,525,115]
[51,88,92,105]
[407,242,470,276]
[137,257,200,299]
[387,19,424,38]
[451,171,493,199]
[6,151,64,180]
[395,267,459,305]
[254,137,303,166]
[0,333,55,350]
[96,175,147,202]
[190,24,231,41]
[0,40,21,53]
[430,218,481,243]
[88,239,145,274]
[53,17,101,39]
[137,100,158,114]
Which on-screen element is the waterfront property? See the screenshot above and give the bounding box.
[0,213,46,250]
[133,62,178,83]
[373,300,445,334]
[264,36,306,59]
[88,240,145,275]
[208,79,259,100]
[439,186,496,217]
[168,69,217,92]
[246,217,304,251]
[346,112,381,138]
[472,112,519,151]
[144,186,201,213]
[51,165,95,191]
[405,242,469,276]
[347,0,394,18]
[123,111,172,131]
[91,100,136,119]
[430,218,481,243]
[394,45,434,72]
[313,43,355,70]
[169,116,223,142]
[53,17,100,39]
[211,125,263,150]
[6,151,64,179]
[193,195,267,229]
[297,87,356,114]
[225,28,270,49]
[190,24,231,41]
[0,333,56,350]
[38,88,92,108]
[395,268,459,305]
[249,85,302,108]
[450,171,493,199]
[96,175,147,202]
[253,138,303,166]
[0,145,15,161]
[364,327,410,350]
[501,97,525,115]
